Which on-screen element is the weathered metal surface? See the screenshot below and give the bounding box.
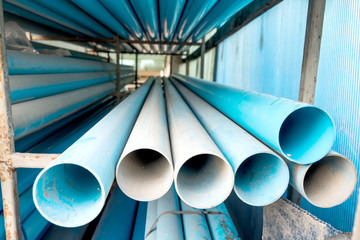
[11,153,59,168]
[0,0,22,238]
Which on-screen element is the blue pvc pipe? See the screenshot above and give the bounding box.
[159,0,185,41]
[7,50,115,75]
[129,0,159,41]
[6,0,97,37]
[100,0,146,41]
[191,0,252,41]
[174,0,217,42]
[180,200,211,240]
[42,224,88,240]
[15,96,115,152]
[91,186,138,240]
[13,82,115,139]
[131,202,148,240]
[33,78,154,227]
[171,79,289,206]
[71,0,131,40]
[22,209,51,240]
[3,2,80,36]
[156,186,184,240]
[205,203,240,240]
[173,74,335,164]
[33,0,113,38]
[10,72,121,103]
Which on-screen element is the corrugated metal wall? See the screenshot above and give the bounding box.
[300,0,360,232]
[216,0,360,233]
[216,0,307,100]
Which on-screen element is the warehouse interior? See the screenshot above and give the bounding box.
[0,0,359,239]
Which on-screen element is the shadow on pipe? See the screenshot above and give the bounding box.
[287,151,357,208]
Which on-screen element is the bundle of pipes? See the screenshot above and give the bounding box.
[144,186,240,240]
[172,74,357,208]
[0,97,117,240]
[7,50,135,142]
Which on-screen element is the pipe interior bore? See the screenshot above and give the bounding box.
[303,155,357,208]
[175,154,233,209]
[279,107,335,164]
[117,149,173,201]
[33,163,104,227]
[234,153,289,206]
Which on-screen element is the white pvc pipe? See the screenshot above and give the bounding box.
[116,78,173,201]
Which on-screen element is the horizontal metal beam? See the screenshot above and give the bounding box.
[11,153,59,168]
[186,0,283,61]
[31,36,202,46]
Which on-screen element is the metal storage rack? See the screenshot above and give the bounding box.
[0,0,359,239]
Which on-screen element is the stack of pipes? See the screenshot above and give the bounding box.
[0,49,137,239]
[30,74,356,238]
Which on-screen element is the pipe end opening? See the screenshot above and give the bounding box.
[279,107,335,164]
[303,155,357,208]
[234,153,289,206]
[176,154,233,209]
[117,149,173,201]
[33,163,104,227]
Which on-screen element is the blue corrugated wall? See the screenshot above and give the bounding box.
[215,0,360,233]
[216,0,308,100]
[300,0,360,232]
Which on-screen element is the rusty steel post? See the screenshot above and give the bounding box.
[0,1,23,238]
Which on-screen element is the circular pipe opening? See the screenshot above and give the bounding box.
[175,154,234,209]
[33,163,104,227]
[303,155,357,208]
[234,153,289,206]
[116,149,173,201]
[279,107,335,164]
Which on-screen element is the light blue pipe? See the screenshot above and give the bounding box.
[33,0,113,38]
[7,50,115,75]
[100,0,146,41]
[3,2,80,36]
[33,78,154,227]
[156,186,184,240]
[15,96,115,152]
[10,72,121,103]
[191,0,252,42]
[180,200,212,240]
[22,209,51,240]
[145,201,157,240]
[159,0,185,41]
[174,0,217,42]
[171,79,289,206]
[6,0,97,37]
[70,0,131,40]
[13,82,115,139]
[131,202,148,240]
[91,186,138,240]
[173,74,335,165]
[205,203,240,240]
